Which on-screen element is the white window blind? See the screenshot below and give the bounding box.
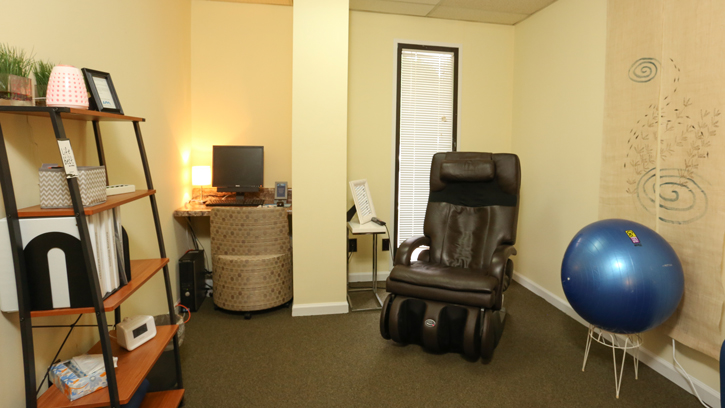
[396,46,456,247]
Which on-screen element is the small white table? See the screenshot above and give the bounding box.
[347,221,387,312]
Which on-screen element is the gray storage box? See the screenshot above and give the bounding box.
[39,166,107,208]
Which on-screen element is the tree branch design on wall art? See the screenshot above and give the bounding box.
[623,57,719,225]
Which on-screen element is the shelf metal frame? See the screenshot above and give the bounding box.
[0,106,183,408]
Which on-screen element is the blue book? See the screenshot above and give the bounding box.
[122,379,150,408]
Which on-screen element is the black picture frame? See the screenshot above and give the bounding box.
[82,68,124,115]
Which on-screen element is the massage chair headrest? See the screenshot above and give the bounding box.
[430,152,520,196]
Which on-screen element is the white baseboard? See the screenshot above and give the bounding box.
[511,272,587,324]
[512,272,720,407]
[348,270,390,283]
[291,301,349,316]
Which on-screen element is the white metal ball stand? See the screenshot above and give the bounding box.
[581,325,642,398]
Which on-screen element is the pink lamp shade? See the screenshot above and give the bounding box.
[46,65,89,109]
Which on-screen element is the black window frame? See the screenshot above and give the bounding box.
[393,43,459,249]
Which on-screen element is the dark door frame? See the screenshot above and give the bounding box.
[393,43,459,249]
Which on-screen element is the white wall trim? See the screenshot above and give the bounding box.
[512,271,720,407]
[511,272,587,325]
[291,301,349,317]
[348,270,390,283]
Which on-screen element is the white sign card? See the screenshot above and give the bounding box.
[56,139,78,178]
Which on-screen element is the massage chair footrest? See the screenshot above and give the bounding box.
[380,294,505,362]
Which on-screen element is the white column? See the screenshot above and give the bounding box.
[291,0,350,315]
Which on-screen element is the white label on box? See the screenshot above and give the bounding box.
[57,139,78,178]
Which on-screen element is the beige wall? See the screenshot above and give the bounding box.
[189,1,293,266]
[0,0,716,403]
[190,1,292,186]
[347,11,515,276]
[0,1,191,406]
[512,0,718,393]
[291,0,349,312]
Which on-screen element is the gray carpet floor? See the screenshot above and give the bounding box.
[179,282,698,407]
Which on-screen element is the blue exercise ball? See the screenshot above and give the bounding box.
[561,219,684,334]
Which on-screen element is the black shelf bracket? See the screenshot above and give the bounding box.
[0,123,38,408]
[134,121,184,391]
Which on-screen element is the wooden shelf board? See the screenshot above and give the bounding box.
[18,190,155,218]
[30,258,169,318]
[65,108,145,122]
[140,390,185,408]
[37,325,178,408]
[0,106,144,122]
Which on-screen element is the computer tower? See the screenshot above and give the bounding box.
[179,250,206,312]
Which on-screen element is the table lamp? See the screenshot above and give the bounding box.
[191,166,211,203]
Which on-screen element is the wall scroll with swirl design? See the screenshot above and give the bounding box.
[603,0,725,360]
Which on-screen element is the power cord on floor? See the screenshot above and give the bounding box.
[672,339,710,407]
[186,217,199,251]
[176,303,192,324]
[186,217,212,273]
[384,224,394,264]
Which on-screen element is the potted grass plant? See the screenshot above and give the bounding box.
[33,60,53,106]
[0,43,34,106]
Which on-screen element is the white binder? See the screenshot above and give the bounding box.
[0,209,123,312]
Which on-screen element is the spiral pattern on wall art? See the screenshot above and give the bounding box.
[636,168,708,225]
[628,58,660,83]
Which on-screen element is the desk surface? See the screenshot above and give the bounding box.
[348,220,386,234]
[174,203,292,217]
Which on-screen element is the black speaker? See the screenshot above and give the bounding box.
[179,250,206,312]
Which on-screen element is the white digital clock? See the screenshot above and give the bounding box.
[116,315,156,351]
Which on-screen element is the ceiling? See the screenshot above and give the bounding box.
[206,0,558,25]
[349,0,557,24]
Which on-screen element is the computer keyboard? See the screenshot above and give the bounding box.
[205,198,265,207]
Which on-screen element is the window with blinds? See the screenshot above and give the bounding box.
[394,44,458,247]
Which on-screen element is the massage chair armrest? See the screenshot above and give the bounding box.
[394,235,431,266]
[491,245,517,294]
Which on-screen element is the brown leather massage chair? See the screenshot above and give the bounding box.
[380,152,520,362]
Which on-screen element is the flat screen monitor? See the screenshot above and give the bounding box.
[212,146,263,197]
